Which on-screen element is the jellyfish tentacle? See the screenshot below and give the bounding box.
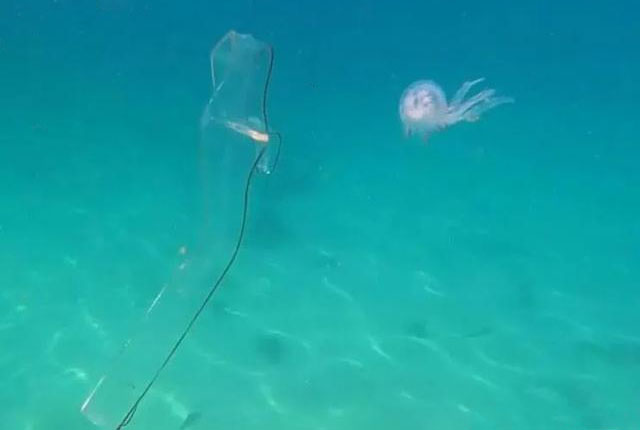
[449,78,485,109]
[404,125,412,137]
[449,87,514,124]
[462,96,514,122]
[456,89,496,114]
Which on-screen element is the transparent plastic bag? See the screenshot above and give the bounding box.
[81,30,279,430]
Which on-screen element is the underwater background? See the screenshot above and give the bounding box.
[1,0,639,429]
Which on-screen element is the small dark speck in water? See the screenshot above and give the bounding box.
[404,321,432,339]
[255,333,286,365]
[404,320,493,340]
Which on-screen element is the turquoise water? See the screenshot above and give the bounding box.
[2,1,639,429]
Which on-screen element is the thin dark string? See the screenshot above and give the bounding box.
[262,45,283,174]
[262,45,274,131]
[116,41,278,430]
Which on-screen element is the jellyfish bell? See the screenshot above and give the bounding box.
[398,80,448,140]
[399,78,513,141]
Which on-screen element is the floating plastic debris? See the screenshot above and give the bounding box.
[81,30,280,429]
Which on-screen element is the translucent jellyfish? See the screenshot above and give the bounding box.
[398,78,513,141]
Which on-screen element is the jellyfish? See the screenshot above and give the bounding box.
[398,78,513,141]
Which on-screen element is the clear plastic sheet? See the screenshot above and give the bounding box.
[81,30,277,429]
